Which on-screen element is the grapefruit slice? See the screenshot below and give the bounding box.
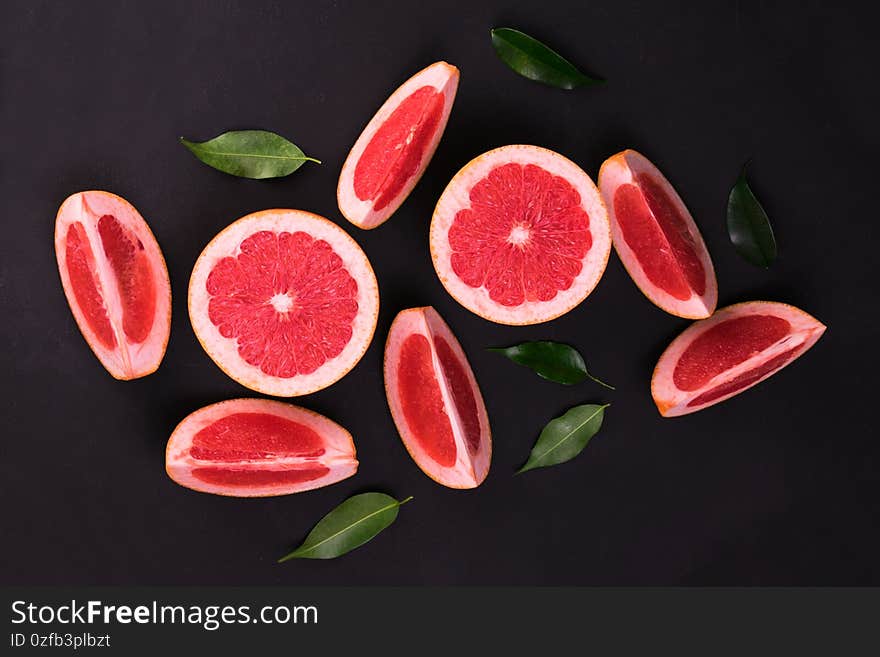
[598,149,717,319]
[165,398,358,497]
[430,145,611,325]
[337,61,459,229]
[652,301,826,417]
[188,209,379,396]
[54,190,171,380]
[384,307,491,488]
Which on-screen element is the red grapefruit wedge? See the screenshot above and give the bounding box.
[54,191,171,380]
[652,301,826,417]
[166,398,357,497]
[188,209,379,396]
[384,307,491,488]
[338,61,459,229]
[598,149,717,319]
[430,145,611,325]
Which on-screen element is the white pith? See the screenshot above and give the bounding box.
[165,398,358,497]
[430,145,612,325]
[598,149,718,319]
[337,61,459,230]
[188,209,379,397]
[384,307,491,489]
[651,301,826,417]
[54,190,171,380]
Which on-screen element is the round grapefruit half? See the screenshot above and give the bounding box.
[430,145,611,325]
[652,301,826,417]
[54,190,171,380]
[598,149,718,319]
[188,209,379,396]
[338,61,459,229]
[384,306,491,488]
[165,398,358,497]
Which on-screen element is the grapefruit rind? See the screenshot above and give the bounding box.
[384,307,491,489]
[598,149,718,319]
[338,61,459,230]
[188,209,379,397]
[54,190,172,380]
[165,398,358,497]
[651,301,826,417]
[430,145,612,325]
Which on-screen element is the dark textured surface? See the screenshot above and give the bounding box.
[2,0,877,585]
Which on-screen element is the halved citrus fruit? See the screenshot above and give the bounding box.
[430,145,611,325]
[652,301,826,416]
[384,306,491,488]
[338,61,459,229]
[54,190,171,380]
[166,398,358,497]
[598,149,717,319]
[188,209,379,396]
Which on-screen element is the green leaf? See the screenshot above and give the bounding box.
[490,27,603,89]
[517,404,609,474]
[726,162,777,267]
[180,130,320,179]
[488,341,614,389]
[278,493,412,561]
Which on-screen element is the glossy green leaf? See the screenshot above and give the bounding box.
[726,162,777,267]
[488,341,614,389]
[278,493,412,561]
[180,130,320,179]
[517,404,609,474]
[490,27,603,89]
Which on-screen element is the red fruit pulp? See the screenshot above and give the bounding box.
[398,334,457,467]
[354,85,444,210]
[673,315,792,391]
[205,230,359,379]
[613,173,705,300]
[192,467,330,486]
[97,214,156,342]
[434,337,481,454]
[447,163,592,307]
[189,413,327,460]
[686,344,804,407]
[65,222,116,348]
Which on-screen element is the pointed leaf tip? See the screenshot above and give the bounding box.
[517,403,608,474]
[727,161,777,267]
[277,493,410,562]
[490,27,603,89]
[180,129,318,179]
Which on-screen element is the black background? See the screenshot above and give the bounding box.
[2,0,878,586]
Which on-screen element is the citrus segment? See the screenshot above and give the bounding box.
[166,399,357,497]
[651,301,826,417]
[384,307,491,488]
[338,61,459,229]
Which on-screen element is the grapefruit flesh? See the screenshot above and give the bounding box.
[165,398,357,497]
[598,150,717,319]
[338,61,459,229]
[384,307,491,488]
[430,145,612,325]
[652,301,826,416]
[54,191,171,379]
[189,209,379,396]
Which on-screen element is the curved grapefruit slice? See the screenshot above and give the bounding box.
[430,145,611,325]
[188,209,379,396]
[384,307,491,488]
[54,191,171,380]
[652,301,826,417]
[166,398,358,497]
[598,149,717,319]
[338,61,459,229]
